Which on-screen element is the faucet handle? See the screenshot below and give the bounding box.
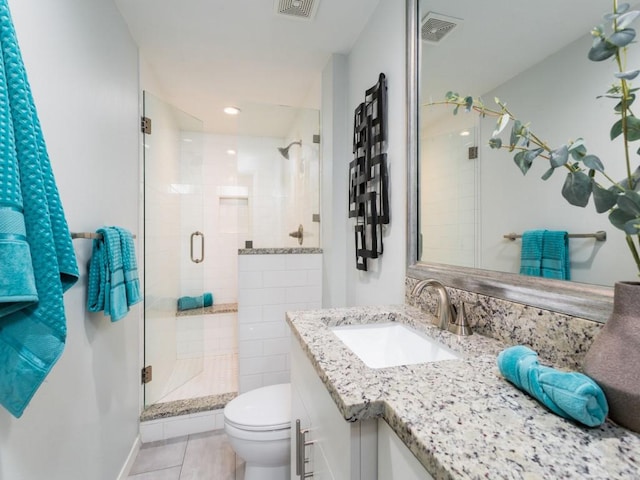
[448,301,473,336]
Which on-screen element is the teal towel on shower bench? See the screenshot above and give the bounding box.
[0,0,79,418]
[178,293,213,311]
[497,346,608,427]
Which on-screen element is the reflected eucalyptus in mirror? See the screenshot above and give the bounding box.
[407,0,616,323]
[431,1,640,278]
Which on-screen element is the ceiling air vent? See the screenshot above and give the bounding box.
[275,0,319,21]
[421,12,462,44]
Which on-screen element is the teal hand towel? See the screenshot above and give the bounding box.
[497,346,608,427]
[177,293,213,311]
[0,0,79,418]
[541,230,570,280]
[88,227,140,321]
[519,230,544,276]
[114,227,141,307]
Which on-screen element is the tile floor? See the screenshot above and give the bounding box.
[128,430,244,480]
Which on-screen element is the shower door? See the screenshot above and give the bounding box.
[143,92,206,407]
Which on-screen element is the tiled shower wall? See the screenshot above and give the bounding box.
[238,251,322,393]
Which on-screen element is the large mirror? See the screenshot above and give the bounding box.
[406,0,637,322]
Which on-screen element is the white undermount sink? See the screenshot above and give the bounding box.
[331,322,462,369]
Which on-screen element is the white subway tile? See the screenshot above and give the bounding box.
[238,305,262,324]
[262,337,290,356]
[306,269,322,286]
[163,413,217,439]
[286,286,321,304]
[239,339,263,358]
[239,254,287,272]
[238,271,263,289]
[263,270,307,288]
[262,371,291,386]
[239,374,263,393]
[285,254,322,270]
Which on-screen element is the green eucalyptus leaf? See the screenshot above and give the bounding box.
[562,171,592,207]
[609,208,640,233]
[615,93,636,111]
[611,118,624,140]
[617,10,640,29]
[550,145,569,168]
[582,154,605,172]
[618,4,632,15]
[541,167,555,181]
[593,182,619,212]
[445,91,457,101]
[525,147,544,164]
[513,150,533,175]
[568,139,587,159]
[589,38,618,61]
[609,28,636,47]
[464,96,473,112]
[493,114,510,137]
[625,116,640,141]
[509,120,522,151]
[617,190,640,215]
[453,105,459,115]
[615,69,640,80]
[489,137,502,149]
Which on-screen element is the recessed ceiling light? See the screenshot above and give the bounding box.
[223,106,241,115]
[460,130,470,136]
[226,149,237,155]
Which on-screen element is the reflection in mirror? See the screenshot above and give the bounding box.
[406,0,616,323]
[417,0,639,287]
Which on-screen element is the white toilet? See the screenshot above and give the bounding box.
[224,383,291,480]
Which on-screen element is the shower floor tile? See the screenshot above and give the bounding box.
[158,353,239,403]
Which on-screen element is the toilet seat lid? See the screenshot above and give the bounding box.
[224,383,291,431]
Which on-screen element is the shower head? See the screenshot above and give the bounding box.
[278,140,302,159]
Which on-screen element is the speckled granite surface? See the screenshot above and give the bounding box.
[405,277,603,371]
[175,302,238,317]
[238,247,322,255]
[140,392,237,422]
[286,305,640,480]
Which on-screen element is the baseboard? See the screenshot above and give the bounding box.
[117,434,141,480]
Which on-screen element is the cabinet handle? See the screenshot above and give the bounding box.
[190,231,204,263]
[295,419,314,478]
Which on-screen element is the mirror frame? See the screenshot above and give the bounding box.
[405,0,613,323]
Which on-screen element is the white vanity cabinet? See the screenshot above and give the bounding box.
[377,419,435,480]
[290,339,377,480]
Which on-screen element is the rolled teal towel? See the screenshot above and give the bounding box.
[497,345,608,427]
[177,293,213,311]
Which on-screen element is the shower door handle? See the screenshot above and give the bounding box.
[190,231,204,263]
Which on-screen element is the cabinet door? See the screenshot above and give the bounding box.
[377,419,434,480]
[291,339,375,480]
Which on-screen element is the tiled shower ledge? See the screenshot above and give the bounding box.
[238,247,322,255]
[141,392,238,422]
[175,302,238,317]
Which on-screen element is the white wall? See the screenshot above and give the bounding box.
[0,1,140,479]
[322,0,406,307]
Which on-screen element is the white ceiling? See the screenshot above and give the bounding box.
[113,0,382,135]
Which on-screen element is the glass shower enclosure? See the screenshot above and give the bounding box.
[142,91,206,407]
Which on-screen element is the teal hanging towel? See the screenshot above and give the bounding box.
[0,1,79,418]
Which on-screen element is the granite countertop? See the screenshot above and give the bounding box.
[286,305,640,480]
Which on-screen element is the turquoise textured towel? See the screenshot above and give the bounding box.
[87,227,141,321]
[519,230,544,276]
[497,346,608,427]
[0,0,79,418]
[177,293,213,311]
[541,230,570,280]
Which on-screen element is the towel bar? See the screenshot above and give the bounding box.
[71,232,137,240]
[503,231,606,242]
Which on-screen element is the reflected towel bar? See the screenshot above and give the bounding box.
[503,231,606,242]
[71,232,137,240]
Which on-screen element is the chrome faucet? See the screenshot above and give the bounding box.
[411,279,455,330]
[411,279,473,335]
